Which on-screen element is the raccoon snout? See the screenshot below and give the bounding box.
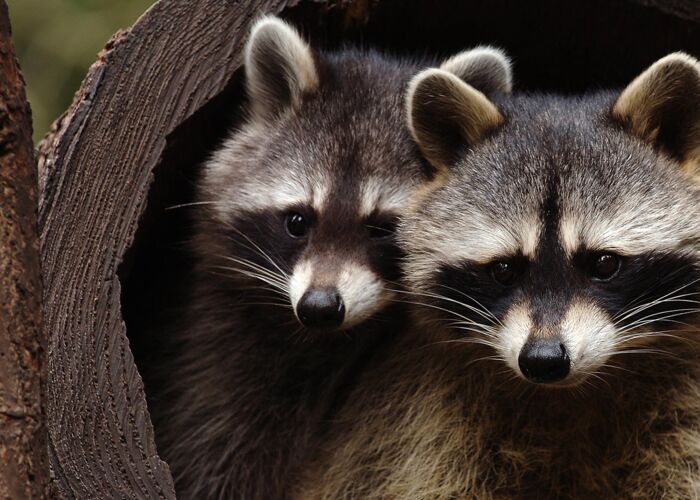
[518,339,571,384]
[296,288,345,329]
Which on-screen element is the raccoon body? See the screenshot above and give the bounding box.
[295,54,700,499]
[153,17,513,499]
[296,339,700,499]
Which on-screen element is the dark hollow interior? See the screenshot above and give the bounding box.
[119,0,700,410]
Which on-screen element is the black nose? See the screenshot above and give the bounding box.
[518,339,570,383]
[297,288,345,329]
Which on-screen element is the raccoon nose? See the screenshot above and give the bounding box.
[297,288,345,329]
[518,339,570,383]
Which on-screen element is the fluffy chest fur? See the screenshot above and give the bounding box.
[295,337,700,499]
[294,51,700,500]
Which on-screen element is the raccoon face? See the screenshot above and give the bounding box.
[403,53,700,385]
[197,17,512,332]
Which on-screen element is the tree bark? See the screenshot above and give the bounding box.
[37,1,320,497]
[0,1,50,498]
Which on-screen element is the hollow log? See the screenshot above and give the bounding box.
[37,0,698,497]
[0,1,50,498]
[630,0,700,22]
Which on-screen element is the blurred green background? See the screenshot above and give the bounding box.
[7,0,156,143]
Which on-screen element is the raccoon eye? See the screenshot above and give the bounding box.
[490,261,521,286]
[591,253,621,281]
[285,213,309,238]
[366,218,397,239]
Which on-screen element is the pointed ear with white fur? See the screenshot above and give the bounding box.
[440,46,513,95]
[245,16,319,121]
[407,69,504,173]
[612,52,700,166]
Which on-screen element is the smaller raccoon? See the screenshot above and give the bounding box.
[153,16,513,499]
[296,53,700,499]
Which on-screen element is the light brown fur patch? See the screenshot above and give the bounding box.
[407,69,504,173]
[294,331,700,499]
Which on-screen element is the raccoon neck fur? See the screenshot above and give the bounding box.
[154,270,403,499]
[295,327,700,499]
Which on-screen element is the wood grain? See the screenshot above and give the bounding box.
[37,1,315,497]
[0,1,50,497]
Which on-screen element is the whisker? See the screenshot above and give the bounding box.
[613,279,700,323]
[388,296,497,333]
[219,221,290,279]
[165,200,226,210]
[434,283,503,325]
[212,265,289,294]
[614,295,700,326]
[445,321,499,339]
[386,287,498,328]
[430,337,501,350]
[616,310,700,334]
[217,256,290,290]
[613,275,700,321]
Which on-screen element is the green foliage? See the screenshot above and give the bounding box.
[7,0,155,142]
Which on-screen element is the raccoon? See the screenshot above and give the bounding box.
[152,16,513,499]
[295,53,700,499]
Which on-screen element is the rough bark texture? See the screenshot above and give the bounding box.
[0,1,50,498]
[35,0,697,498]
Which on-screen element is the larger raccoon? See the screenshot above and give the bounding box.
[153,16,513,499]
[295,53,700,499]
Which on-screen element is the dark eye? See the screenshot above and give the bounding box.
[366,218,397,240]
[591,253,621,281]
[491,261,521,286]
[285,213,309,238]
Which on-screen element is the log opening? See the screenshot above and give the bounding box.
[125,0,700,414]
[39,0,698,496]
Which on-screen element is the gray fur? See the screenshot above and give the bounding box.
[440,46,513,94]
[153,20,425,499]
[152,17,512,499]
[294,54,700,498]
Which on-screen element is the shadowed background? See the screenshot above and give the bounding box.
[7,0,155,143]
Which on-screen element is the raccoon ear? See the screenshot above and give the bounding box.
[440,46,513,95]
[245,16,319,121]
[612,52,700,166]
[407,68,504,172]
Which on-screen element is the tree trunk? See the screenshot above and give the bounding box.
[0,1,50,498]
[37,1,318,497]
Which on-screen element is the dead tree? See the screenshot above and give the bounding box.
[36,0,698,497]
[0,0,50,498]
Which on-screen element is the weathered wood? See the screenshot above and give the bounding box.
[37,0,343,497]
[36,0,698,497]
[0,1,50,498]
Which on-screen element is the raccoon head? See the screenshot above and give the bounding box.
[402,53,700,386]
[196,17,512,333]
